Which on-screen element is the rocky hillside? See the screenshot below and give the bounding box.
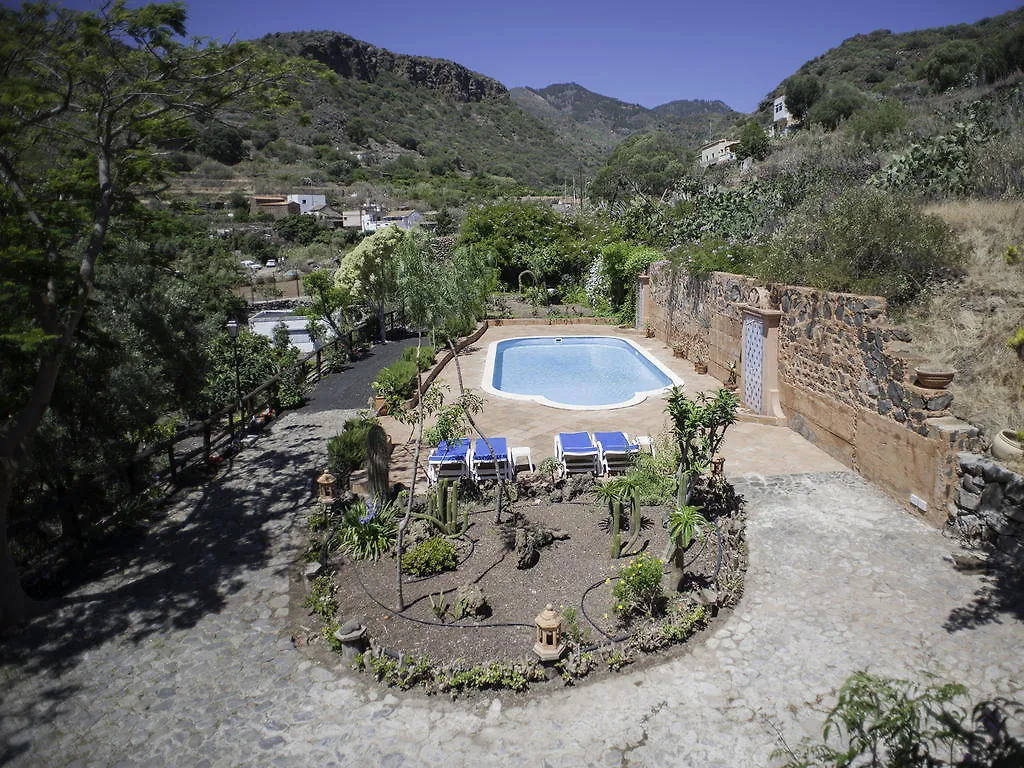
[266,30,506,103]
[511,82,740,156]
[254,32,592,189]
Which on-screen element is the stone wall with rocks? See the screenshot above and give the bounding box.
[951,453,1024,565]
[643,262,980,526]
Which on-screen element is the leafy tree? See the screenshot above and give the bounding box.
[736,121,770,161]
[807,83,867,131]
[0,1,286,629]
[783,75,823,122]
[923,40,982,91]
[589,131,690,203]
[458,201,578,286]
[196,122,246,165]
[274,214,325,245]
[335,226,406,343]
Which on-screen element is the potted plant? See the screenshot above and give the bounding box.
[644,322,655,339]
[672,341,687,359]
[914,366,955,390]
[992,429,1024,462]
[694,354,708,375]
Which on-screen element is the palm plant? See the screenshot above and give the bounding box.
[665,503,709,585]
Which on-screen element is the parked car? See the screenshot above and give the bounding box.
[265,259,276,268]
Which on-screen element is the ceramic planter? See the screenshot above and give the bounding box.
[915,367,955,389]
[992,429,1024,462]
[374,395,388,416]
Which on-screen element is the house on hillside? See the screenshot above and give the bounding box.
[313,205,344,228]
[341,206,382,231]
[366,208,422,231]
[699,139,740,168]
[286,193,327,215]
[250,196,300,219]
[769,95,796,136]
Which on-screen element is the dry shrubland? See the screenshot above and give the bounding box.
[900,200,1024,441]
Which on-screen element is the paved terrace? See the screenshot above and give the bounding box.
[384,324,844,487]
[1,323,1021,766]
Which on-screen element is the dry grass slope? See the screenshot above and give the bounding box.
[901,201,1024,443]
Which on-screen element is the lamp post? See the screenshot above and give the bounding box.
[226,320,242,438]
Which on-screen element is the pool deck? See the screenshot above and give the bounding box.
[381,323,846,487]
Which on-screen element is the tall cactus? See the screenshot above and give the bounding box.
[366,423,390,504]
[414,478,468,536]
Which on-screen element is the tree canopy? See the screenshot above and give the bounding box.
[0,0,288,629]
[589,131,691,203]
[783,75,823,122]
[335,226,407,341]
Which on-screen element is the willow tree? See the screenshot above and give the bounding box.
[389,232,495,611]
[0,1,288,630]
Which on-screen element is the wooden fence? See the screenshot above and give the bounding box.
[129,310,401,491]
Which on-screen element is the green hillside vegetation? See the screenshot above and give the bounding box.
[756,6,1024,116]
[511,82,740,157]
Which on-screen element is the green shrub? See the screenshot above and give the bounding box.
[612,552,665,620]
[401,536,457,576]
[402,345,436,371]
[338,499,399,561]
[327,416,378,485]
[372,359,418,400]
[757,186,966,307]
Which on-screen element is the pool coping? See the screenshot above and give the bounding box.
[481,334,685,411]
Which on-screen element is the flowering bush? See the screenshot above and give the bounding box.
[612,553,665,621]
[338,499,398,561]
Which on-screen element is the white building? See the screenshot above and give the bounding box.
[699,139,740,168]
[285,194,327,215]
[771,95,795,135]
[363,208,422,232]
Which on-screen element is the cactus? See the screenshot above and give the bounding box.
[414,478,468,536]
[622,487,644,556]
[610,499,622,558]
[366,424,390,504]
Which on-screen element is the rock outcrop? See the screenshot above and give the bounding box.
[267,31,507,103]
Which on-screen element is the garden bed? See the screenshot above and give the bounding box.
[292,474,747,693]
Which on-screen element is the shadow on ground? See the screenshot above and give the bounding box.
[945,554,1024,632]
[0,332,418,703]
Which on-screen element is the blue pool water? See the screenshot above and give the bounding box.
[487,336,676,408]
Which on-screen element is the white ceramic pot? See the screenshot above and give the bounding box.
[992,429,1024,461]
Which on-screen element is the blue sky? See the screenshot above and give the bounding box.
[43,1,1024,112]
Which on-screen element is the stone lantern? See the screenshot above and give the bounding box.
[533,603,566,661]
[316,469,337,503]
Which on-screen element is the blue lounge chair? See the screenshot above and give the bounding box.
[554,431,599,476]
[470,437,512,482]
[594,431,641,475]
[426,438,471,483]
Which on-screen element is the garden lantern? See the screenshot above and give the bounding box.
[316,469,337,503]
[533,603,565,661]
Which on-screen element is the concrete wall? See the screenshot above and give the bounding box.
[643,262,979,527]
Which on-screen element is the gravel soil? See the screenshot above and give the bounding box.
[302,485,726,667]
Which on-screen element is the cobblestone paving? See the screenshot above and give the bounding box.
[2,406,1022,767]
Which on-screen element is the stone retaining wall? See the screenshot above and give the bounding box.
[643,262,980,527]
[951,453,1024,563]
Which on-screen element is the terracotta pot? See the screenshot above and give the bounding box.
[915,367,955,389]
[673,347,685,358]
[374,395,388,416]
[694,362,708,375]
[992,429,1024,462]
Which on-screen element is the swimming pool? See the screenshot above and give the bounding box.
[482,336,682,410]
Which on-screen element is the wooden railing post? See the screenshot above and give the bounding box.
[167,443,177,483]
